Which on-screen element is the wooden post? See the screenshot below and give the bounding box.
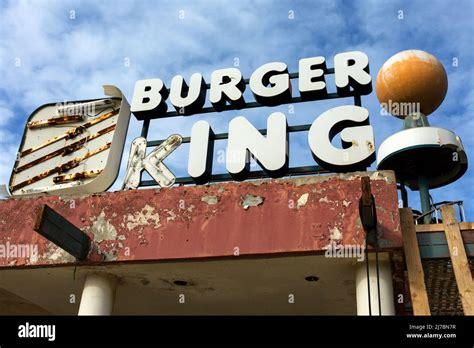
[400,208,431,315]
[440,204,474,315]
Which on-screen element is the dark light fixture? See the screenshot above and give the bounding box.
[33,204,91,260]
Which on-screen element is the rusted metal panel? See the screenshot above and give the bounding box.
[27,115,84,129]
[11,143,112,192]
[0,170,401,267]
[19,110,119,157]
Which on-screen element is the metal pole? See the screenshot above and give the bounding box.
[355,254,395,315]
[418,176,431,224]
[458,202,466,222]
[78,273,118,315]
[399,180,408,208]
[141,119,150,138]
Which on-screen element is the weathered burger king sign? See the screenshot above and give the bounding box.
[127,51,375,185]
[9,51,375,196]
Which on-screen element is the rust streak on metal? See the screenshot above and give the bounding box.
[33,204,46,231]
[15,125,116,173]
[11,143,111,192]
[27,115,84,129]
[53,169,103,183]
[21,109,119,157]
[360,176,372,206]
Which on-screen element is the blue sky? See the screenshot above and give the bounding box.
[0,0,473,218]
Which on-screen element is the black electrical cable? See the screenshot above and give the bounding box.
[365,238,372,316]
[375,242,382,315]
[366,225,382,316]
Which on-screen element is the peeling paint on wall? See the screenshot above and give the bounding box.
[90,210,118,242]
[42,244,76,263]
[201,195,219,205]
[297,193,309,209]
[240,194,264,210]
[166,210,177,222]
[126,205,161,230]
[0,170,402,267]
[329,227,343,241]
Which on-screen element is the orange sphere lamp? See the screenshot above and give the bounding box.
[375,50,467,223]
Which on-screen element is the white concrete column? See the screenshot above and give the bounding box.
[78,273,118,315]
[355,253,395,315]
